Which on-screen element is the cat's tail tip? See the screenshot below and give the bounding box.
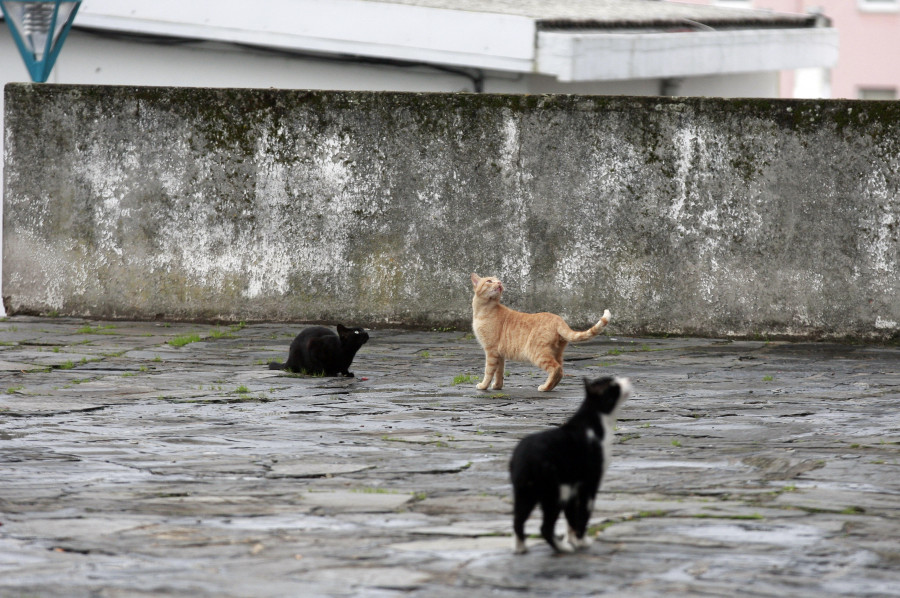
[562,310,612,342]
[596,309,611,330]
[268,361,286,370]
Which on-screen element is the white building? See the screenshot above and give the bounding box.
[3,0,839,95]
[1,0,838,316]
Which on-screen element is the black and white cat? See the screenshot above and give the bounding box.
[268,324,369,377]
[509,376,631,554]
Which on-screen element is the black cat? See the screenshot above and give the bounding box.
[268,324,369,377]
[509,376,631,554]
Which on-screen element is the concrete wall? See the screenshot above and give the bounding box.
[3,84,899,340]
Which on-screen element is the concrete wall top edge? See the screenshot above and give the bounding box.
[10,81,900,111]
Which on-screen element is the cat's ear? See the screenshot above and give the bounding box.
[336,324,348,333]
[471,273,481,287]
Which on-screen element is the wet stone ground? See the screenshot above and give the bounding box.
[0,316,899,597]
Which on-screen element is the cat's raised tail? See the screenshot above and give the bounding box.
[558,309,611,343]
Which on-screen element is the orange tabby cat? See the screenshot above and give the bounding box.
[470,273,611,392]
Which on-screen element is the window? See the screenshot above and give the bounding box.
[858,0,899,13]
[858,88,897,100]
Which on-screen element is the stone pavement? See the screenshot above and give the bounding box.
[1,316,898,598]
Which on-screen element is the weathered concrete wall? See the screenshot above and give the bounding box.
[3,84,899,339]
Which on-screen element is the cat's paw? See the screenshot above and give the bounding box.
[491,382,504,390]
[476,381,490,390]
[553,536,575,553]
[514,537,528,554]
[568,529,593,550]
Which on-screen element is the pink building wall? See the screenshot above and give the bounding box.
[675,0,900,99]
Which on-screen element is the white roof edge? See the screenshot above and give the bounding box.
[536,28,839,82]
[75,0,537,72]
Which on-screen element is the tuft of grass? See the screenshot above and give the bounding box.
[295,369,324,378]
[692,513,764,521]
[234,385,250,394]
[418,350,430,358]
[452,373,479,386]
[762,375,774,382]
[6,386,24,394]
[635,510,667,519]
[588,521,617,535]
[58,360,75,370]
[76,324,116,335]
[353,487,398,495]
[168,334,201,348]
[606,348,622,356]
[671,439,682,448]
[152,355,162,362]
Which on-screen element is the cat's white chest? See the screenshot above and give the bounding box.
[471,319,490,346]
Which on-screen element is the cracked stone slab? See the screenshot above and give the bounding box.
[300,490,414,512]
[0,360,50,372]
[0,398,111,414]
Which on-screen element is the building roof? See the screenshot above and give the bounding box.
[71,0,836,83]
[364,0,818,29]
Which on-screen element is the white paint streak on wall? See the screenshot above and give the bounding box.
[669,125,697,234]
[875,316,898,330]
[500,113,518,175]
[246,130,293,298]
[857,171,898,290]
[554,131,643,295]
[498,112,532,283]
